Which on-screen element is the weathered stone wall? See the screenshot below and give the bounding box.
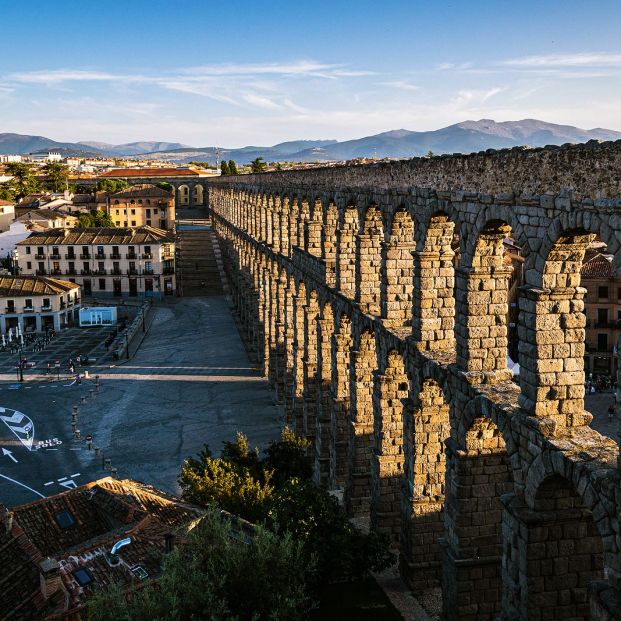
[210,140,621,620]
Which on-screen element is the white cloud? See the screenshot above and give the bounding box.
[502,52,621,68]
[380,80,420,92]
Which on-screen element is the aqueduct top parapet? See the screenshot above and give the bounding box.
[209,139,621,201]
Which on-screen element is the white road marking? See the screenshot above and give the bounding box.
[57,477,67,481]
[59,479,77,489]
[69,448,82,451]
[44,481,54,486]
[70,473,80,478]
[45,448,58,451]
[0,473,45,498]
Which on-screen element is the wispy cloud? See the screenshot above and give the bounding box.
[380,80,420,92]
[502,52,621,68]
[7,69,126,84]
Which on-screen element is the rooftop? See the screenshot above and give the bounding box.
[582,250,614,278]
[17,226,174,246]
[0,275,79,297]
[111,184,172,199]
[100,167,207,178]
[1,477,203,619]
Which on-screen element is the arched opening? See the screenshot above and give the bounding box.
[357,205,383,315]
[315,301,334,485]
[345,329,377,518]
[381,206,415,328]
[290,280,307,433]
[299,197,311,251]
[302,289,320,441]
[371,349,408,542]
[412,212,457,351]
[519,229,596,427]
[177,184,190,207]
[279,195,290,256]
[441,416,514,619]
[401,378,450,592]
[192,184,204,205]
[505,474,605,620]
[288,196,301,251]
[322,201,339,287]
[306,198,323,257]
[330,314,352,489]
[336,205,359,299]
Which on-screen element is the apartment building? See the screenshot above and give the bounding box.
[17,227,175,298]
[0,275,81,333]
[100,184,175,230]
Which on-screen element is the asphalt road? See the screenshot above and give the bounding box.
[0,297,283,507]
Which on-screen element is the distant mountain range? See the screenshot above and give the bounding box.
[1,119,620,164]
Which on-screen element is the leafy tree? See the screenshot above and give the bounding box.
[156,181,173,192]
[227,160,238,175]
[179,429,394,587]
[42,161,69,192]
[77,209,114,228]
[250,157,267,173]
[220,160,230,176]
[87,506,313,621]
[426,150,435,158]
[5,162,40,198]
[77,213,94,227]
[0,182,15,201]
[97,179,129,193]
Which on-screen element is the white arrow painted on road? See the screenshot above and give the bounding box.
[0,412,24,425]
[59,479,77,489]
[0,409,34,451]
[2,448,17,463]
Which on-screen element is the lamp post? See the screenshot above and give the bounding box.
[17,354,23,382]
[125,330,130,360]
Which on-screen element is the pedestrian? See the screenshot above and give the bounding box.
[76,373,81,385]
[608,404,615,423]
[46,362,51,375]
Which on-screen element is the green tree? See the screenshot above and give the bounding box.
[77,212,94,228]
[76,209,114,228]
[227,160,238,175]
[87,506,312,621]
[156,181,173,192]
[5,163,40,198]
[220,160,230,176]
[250,157,267,173]
[97,179,129,193]
[0,182,15,201]
[42,162,69,192]
[426,150,435,158]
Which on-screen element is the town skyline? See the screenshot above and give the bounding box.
[2,0,621,146]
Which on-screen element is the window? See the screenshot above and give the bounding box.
[112,246,119,256]
[146,199,151,205]
[98,261,105,272]
[99,278,106,290]
[25,246,30,254]
[146,209,151,216]
[146,220,151,226]
[26,261,31,270]
[130,199,135,204]
[597,308,609,325]
[131,209,135,215]
[6,300,14,312]
[131,220,136,226]
[116,209,120,215]
[144,246,151,254]
[24,298,33,309]
[53,261,60,272]
[73,568,94,587]
[55,510,76,529]
[138,199,142,204]
[37,246,44,255]
[68,261,75,273]
[43,297,50,308]
[597,333,609,352]
[67,246,75,257]
[83,262,89,272]
[598,285,609,299]
[82,246,89,256]
[114,200,119,205]
[38,262,44,273]
[124,221,128,227]
[145,261,152,272]
[97,245,104,256]
[145,278,153,292]
[52,245,59,256]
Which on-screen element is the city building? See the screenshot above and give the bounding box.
[0,477,203,619]
[16,208,79,229]
[17,226,176,298]
[0,274,80,332]
[0,220,45,260]
[100,183,175,230]
[0,198,15,232]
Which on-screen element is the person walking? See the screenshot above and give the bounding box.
[46,362,51,376]
[76,373,81,385]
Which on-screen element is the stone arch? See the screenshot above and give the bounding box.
[279,195,290,256]
[381,205,415,328]
[371,348,409,541]
[177,184,190,207]
[442,414,515,620]
[412,211,457,351]
[290,279,307,433]
[357,204,383,315]
[401,376,451,592]
[322,199,339,286]
[302,288,320,440]
[298,197,311,252]
[345,328,377,518]
[518,225,596,427]
[192,183,204,205]
[330,312,353,489]
[336,203,360,299]
[288,196,301,250]
[305,197,323,257]
[503,472,606,620]
[456,218,514,383]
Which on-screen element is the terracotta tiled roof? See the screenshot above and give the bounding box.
[581,251,614,278]
[17,226,174,246]
[2,477,203,620]
[0,199,15,206]
[111,184,172,199]
[100,167,201,178]
[0,276,79,297]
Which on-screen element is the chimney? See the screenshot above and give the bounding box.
[164,533,175,554]
[39,558,63,600]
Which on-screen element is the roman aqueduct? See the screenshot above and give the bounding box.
[208,141,621,620]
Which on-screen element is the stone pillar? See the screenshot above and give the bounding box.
[322,207,338,288]
[330,326,352,489]
[282,281,297,427]
[517,285,590,429]
[345,335,376,518]
[315,315,333,485]
[412,247,455,351]
[381,240,415,329]
[302,299,320,441]
[455,265,513,384]
[356,233,382,316]
[291,292,307,435]
[279,199,290,257]
[307,219,322,258]
[336,215,357,298]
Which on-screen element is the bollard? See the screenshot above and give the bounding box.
[95,375,100,385]
[111,467,118,479]
[94,447,100,457]
[89,389,95,399]
[71,413,77,424]
[80,395,87,404]
[71,422,77,433]
[72,405,79,416]
[104,458,111,470]
[74,430,81,440]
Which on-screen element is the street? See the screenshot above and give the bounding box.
[0,297,283,507]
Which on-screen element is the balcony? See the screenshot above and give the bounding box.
[163,266,175,275]
[35,269,47,275]
[41,305,52,311]
[143,268,154,275]
[50,254,61,260]
[65,268,77,275]
[4,307,15,314]
[79,253,91,259]
[95,253,107,260]
[60,301,66,309]
[34,253,45,260]
[51,269,62,276]
[93,269,107,275]
[142,252,153,259]
[126,253,138,260]
[65,253,76,260]
[111,253,122,260]
[127,268,138,275]
[111,268,122,275]
[23,307,34,313]
[80,269,92,275]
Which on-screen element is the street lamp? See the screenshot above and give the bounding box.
[125,330,130,360]
[17,354,24,382]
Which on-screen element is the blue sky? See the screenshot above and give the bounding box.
[1,0,620,146]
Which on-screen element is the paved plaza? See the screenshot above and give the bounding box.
[0,297,283,507]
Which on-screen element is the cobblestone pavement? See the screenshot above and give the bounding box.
[586,391,619,443]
